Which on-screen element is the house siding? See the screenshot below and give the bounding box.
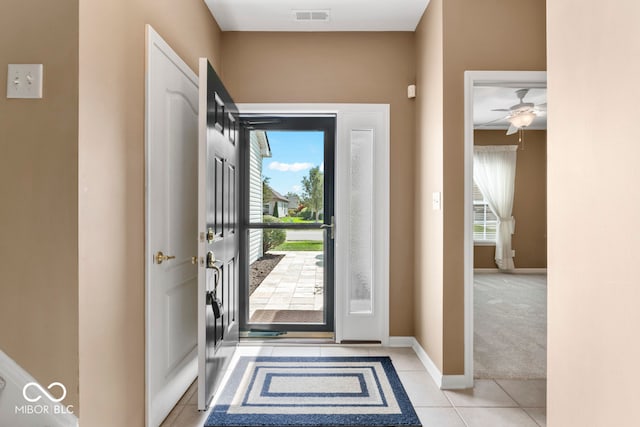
[249,132,263,264]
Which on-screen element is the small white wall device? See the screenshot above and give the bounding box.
[407,84,416,99]
[7,64,43,99]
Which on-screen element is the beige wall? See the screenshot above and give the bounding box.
[0,0,79,410]
[78,0,221,424]
[414,0,445,372]
[474,130,547,269]
[415,0,546,374]
[221,32,416,336]
[441,0,546,374]
[547,0,640,424]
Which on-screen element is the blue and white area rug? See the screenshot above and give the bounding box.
[205,356,421,426]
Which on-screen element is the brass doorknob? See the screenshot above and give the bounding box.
[154,251,176,264]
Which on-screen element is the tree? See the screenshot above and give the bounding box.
[262,176,271,202]
[262,176,272,219]
[262,215,286,253]
[301,166,323,222]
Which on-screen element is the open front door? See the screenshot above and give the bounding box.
[197,58,240,410]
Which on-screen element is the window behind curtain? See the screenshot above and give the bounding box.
[473,181,497,243]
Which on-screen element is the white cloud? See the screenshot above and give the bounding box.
[292,184,302,192]
[320,162,325,173]
[268,161,313,172]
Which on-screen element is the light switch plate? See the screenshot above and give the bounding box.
[7,64,43,99]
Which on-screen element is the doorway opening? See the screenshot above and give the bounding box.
[239,116,336,336]
[238,103,390,345]
[464,71,548,385]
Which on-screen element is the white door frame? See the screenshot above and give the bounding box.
[238,103,390,345]
[463,71,547,387]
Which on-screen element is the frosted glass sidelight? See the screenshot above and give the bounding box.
[349,130,374,314]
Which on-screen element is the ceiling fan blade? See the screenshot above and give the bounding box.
[506,124,518,135]
[477,116,508,127]
[536,103,547,110]
[491,108,511,112]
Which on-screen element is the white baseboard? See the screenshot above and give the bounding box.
[409,337,446,388]
[474,268,547,274]
[390,337,472,390]
[441,374,470,389]
[387,336,414,347]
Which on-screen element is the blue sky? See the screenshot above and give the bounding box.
[264,131,324,196]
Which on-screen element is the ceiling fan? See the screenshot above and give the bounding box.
[492,88,547,135]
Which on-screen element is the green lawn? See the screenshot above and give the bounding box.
[279,217,320,224]
[273,240,323,251]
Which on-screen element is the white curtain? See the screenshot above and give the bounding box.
[473,145,518,271]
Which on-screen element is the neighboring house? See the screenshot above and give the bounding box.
[287,194,300,210]
[249,130,271,264]
[264,187,288,218]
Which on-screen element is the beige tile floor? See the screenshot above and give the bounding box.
[161,345,546,427]
[249,251,324,318]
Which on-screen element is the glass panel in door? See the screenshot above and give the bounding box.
[241,117,335,333]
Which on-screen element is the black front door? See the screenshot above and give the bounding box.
[197,59,239,409]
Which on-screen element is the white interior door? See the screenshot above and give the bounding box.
[145,26,199,427]
[335,107,390,343]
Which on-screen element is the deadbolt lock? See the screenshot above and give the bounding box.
[206,228,214,244]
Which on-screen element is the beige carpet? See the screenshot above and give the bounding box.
[250,309,324,323]
[474,273,547,379]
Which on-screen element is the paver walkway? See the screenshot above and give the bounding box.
[249,251,324,319]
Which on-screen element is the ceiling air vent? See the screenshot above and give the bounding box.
[293,10,331,22]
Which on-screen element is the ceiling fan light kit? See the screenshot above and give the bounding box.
[494,88,545,146]
[508,111,536,129]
